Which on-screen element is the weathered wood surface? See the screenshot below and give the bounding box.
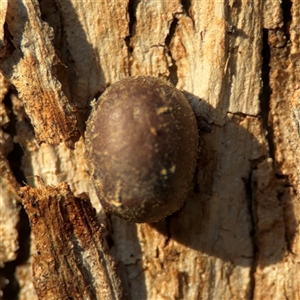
[0,0,299,299]
[20,182,121,300]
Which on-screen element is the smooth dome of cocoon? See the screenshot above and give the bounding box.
[85,76,198,223]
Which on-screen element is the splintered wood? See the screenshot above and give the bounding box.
[1,0,79,148]
[20,182,121,300]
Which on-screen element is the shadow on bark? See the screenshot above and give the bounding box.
[150,93,297,269]
[105,216,147,300]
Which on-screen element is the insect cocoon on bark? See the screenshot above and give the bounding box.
[85,76,198,223]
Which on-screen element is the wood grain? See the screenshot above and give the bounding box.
[20,181,121,300]
[1,0,79,148]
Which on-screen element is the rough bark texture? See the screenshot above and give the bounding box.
[1,0,80,148]
[19,181,121,300]
[0,0,299,299]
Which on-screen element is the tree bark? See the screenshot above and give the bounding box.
[0,0,299,299]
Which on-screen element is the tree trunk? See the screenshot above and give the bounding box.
[1,0,299,299]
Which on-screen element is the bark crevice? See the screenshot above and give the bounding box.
[165,17,178,86]
[125,0,138,75]
[260,28,274,159]
[246,169,258,300]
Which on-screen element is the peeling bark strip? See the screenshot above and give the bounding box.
[20,182,122,300]
[1,0,79,148]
